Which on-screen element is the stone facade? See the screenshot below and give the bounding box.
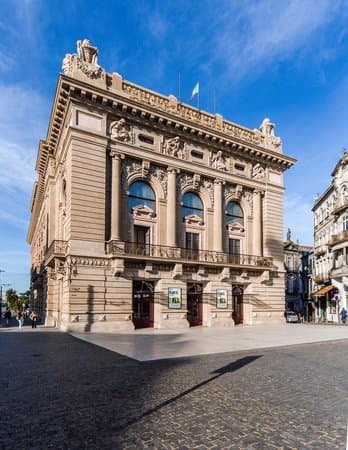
[312,151,348,322]
[283,229,312,313]
[27,39,296,332]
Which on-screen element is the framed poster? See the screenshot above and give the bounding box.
[168,287,182,309]
[216,289,228,308]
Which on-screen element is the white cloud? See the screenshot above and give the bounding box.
[214,0,345,79]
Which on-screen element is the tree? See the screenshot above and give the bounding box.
[19,290,30,308]
[6,289,20,311]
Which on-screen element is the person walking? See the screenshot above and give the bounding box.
[340,307,347,324]
[30,311,38,329]
[16,311,23,328]
[4,309,11,326]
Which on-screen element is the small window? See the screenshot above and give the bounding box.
[235,164,245,172]
[343,215,348,231]
[138,134,154,145]
[191,150,204,160]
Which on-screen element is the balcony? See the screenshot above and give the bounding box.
[107,241,273,269]
[44,240,68,266]
[329,231,348,247]
[314,245,327,256]
[332,196,348,214]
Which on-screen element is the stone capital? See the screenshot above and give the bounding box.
[254,189,265,197]
[167,166,179,174]
[109,150,125,160]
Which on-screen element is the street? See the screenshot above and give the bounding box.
[0,330,347,449]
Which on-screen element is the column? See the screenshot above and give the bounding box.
[253,189,263,256]
[110,150,122,241]
[213,180,223,252]
[167,168,177,247]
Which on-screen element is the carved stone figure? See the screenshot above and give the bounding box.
[211,151,227,171]
[77,39,98,65]
[259,118,282,150]
[252,163,265,179]
[62,39,105,80]
[287,228,291,241]
[110,118,131,142]
[163,136,181,157]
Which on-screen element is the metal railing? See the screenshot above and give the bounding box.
[107,241,273,268]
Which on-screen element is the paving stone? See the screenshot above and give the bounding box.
[0,332,347,449]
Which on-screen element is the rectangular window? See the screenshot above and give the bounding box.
[134,226,150,254]
[229,239,240,254]
[186,232,199,250]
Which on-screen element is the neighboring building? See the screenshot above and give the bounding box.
[312,151,348,322]
[283,228,312,313]
[27,39,295,332]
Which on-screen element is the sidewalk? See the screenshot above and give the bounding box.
[71,323,348,361]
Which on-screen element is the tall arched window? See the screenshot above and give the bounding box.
[182,192,203,220]
[128,181,155,212]
[226,201,243,225]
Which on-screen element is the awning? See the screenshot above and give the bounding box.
[311,285,334,297]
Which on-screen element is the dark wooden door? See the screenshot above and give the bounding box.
[187,283,203,326]
[132,280,154,329]
[232,286,243,324]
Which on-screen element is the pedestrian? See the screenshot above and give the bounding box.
[340,307,347,324]
[4,309,11,326]
[16,311,23,328]
[30,311,38,329]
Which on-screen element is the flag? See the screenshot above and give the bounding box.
[190,82,199,101]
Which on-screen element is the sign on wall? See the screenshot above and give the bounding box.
[168,287,182,309]
[216,289,228,309]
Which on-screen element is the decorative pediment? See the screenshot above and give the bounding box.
[227,222,245,233]
[132,204,155,218]
[184,214,203,225]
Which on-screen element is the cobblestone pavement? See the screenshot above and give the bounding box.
[0,331,347,449]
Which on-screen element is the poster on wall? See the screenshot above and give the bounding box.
[216,289,228,308]
[168,287,182,309]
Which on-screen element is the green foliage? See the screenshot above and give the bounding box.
[6,289,21,311]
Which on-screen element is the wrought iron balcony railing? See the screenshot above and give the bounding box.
[44,240,68,265]
[107,241,273,268]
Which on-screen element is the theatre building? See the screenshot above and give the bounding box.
[27,40,295,331]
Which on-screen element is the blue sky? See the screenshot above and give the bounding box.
[1,0,348,293]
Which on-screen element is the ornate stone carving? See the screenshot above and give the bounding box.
[149,165,167,198]
[176,173,213,206]
[62,39,105,80]
[243,190,254,216]
[121,158,142,188]
[110,118,131,142]
[252,163,265,180]
[211,151,228,171]
[142,160,150,177]
[224,184,243,200]
[162,136,187,159]
[258,118,282,151]
[70,256,110,267]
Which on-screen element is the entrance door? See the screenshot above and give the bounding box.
[187,283,203,326]
[132,280,154,329]
[232,286,243,324]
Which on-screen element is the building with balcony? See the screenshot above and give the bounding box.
[312,151,348,322]
[27,39,295,332]
[283,228,313,314]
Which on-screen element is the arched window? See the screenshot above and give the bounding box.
[343,215,348,231]
[128,181,155,212]
[182,192,203,219]
[226,201,243,225]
